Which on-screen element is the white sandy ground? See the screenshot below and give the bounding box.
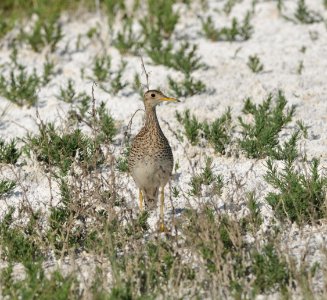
[0,0,326,297]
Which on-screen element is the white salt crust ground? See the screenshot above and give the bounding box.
[0,0,326,297]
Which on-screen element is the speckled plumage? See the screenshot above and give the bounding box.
[128,90,177,210]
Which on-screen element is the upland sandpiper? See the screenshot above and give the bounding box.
[128,90,179,231]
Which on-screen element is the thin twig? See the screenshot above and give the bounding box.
[91,81,97,120]
[91,81,98,137]
[140,56,150,91]
[123,108,145,147]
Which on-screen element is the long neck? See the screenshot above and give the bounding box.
[144,106,161,130]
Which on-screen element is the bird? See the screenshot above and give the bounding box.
[128,90,179,231]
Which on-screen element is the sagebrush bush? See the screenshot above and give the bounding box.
[0,138,20,164]
[140,0,179,39]
[0,65,40,106]
[188,157,224,197]
[26,123,102,175]
[176,109,202,145]
[294,0,322,24]
[19,15,63,52]
[202,12,253,42]
[0,180,16,196]
[265,158,327,224]
[176,109,232,153]
[238,91,295,159]
[247,55,264,73]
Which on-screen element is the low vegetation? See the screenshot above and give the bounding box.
[294,0,323,24]
[168,74,206,97]
[113,20,140,55]
[0,180,16,196]
[265,158,327,224]
[18,15,63,53]
[238,91,296,159]
[0,138,20,164]
[247,55,264,73]
[188,157,224,197]
[0,65,40,107]
[176,108,233,154]
[91,56,128,95]
[140,0,179,40]
[0,50,56,106]
[0,186,299,298]
[26,124,101,175]
[202,12,253,42]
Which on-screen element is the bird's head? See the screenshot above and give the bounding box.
[143,90,179,109]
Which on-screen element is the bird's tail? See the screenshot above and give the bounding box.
[143,187,158,210]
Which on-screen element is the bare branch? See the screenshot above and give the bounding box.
[140,56,150,91]
[91,81,97,120]
[123,108,145,147]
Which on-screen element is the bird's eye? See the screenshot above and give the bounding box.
[151,93,155,98]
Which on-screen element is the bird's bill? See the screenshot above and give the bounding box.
[159,96,180,102]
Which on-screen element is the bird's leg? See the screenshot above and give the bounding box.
[160,187,165,232]
[139,189,143,211]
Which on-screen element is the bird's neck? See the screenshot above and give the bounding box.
[145,106,161,131]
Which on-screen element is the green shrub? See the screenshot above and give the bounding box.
[19,16,63,52]
[188,157,223,197]
[113,19,140,55]
[176,109,202,145]
[251,244,290,296]
[147,41,204,74]
[203,108,233,153]
[92,57,128,95]
[57,79,76,103]
[169,42,204,74]
[92,54,111,82]
[42,58,55,85]
[0,180,16,196]
[0,138,20,164]
[95,102,117,143]
[223,0,242,15]
[238,91,295,158]
[294,0,322,24]
[140,0,179,40]
[168,74,206,97]
[109,61,128,95]
[26,123,101,175]
[0,207,42,263]
[104,0,126,28]
[247,55,264,73]
[202,12,253,42]
[265,158,327,224]
[240,192,263,233]
[0,65,40,106]
[176,109,232,153]
[1,263,77,299]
